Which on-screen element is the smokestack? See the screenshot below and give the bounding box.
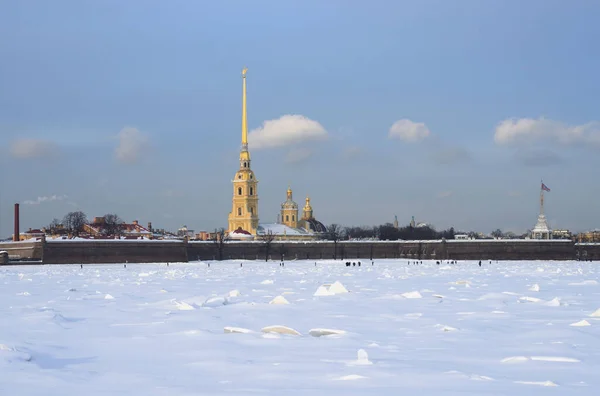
[13,203,20,242]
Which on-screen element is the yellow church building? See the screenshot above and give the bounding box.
[226,68,326,241]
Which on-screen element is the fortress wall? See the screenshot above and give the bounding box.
[575,243,600,260]
[0,241,43,261]
[42,241,188,264]
[188,240,576,262]
[0,239,585,265]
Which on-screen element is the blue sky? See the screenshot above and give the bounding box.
[1,0,600,237]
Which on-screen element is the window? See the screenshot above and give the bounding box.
[238,207,242,216]
[238,174,242,179]
[292,215,295,221]
[250,207,253,215]
[250,187,253,196]
[286,215,289,221]
[250,174,253,179]
[243,162,247,168]
[238,187,242,196]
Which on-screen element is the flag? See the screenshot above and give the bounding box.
[541,183,551,192]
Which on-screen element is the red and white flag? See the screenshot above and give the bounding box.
[541,183,551,192]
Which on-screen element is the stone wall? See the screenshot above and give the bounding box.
[42,241,188,264]
[575,243,600,261]
[0,239,587,265]
[0,241,43,261]
[188,240,576,262]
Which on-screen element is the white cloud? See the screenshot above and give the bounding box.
[285,148,313,164]
[389,119,431,142]
[23,194,68,205]
[494,117,600,146]
[115,127,148,164]
[248,115,327,149]
[10,138,59,159]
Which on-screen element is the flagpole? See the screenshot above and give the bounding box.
[540,179,544,216]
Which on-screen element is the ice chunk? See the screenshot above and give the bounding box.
[269,295,290,305]
[224,327,252,334]
[329,281,348,294]
[308,328,346,337]
[401,291,422,299]
[261,325,301,336]
[570,320,591,327]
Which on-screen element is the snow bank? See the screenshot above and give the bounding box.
[529,284,540,292]
[589,308,600,317]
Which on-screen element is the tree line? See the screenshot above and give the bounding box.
[45,211,124,237]
[339,223,456,241]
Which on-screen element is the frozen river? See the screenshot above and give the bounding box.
[1,259,599,395]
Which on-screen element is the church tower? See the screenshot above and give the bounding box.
[302,196,313,220]
[280,187,298,228]
[228,67,259,235]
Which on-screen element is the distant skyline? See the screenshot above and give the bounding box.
[2,0,600,237]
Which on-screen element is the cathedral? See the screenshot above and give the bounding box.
[227,68,326,241]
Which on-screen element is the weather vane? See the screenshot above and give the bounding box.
[242,66,248,77]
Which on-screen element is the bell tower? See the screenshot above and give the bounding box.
[280,186,299,228]
[228,67,259,234]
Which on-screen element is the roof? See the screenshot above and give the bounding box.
[257,223,309,236]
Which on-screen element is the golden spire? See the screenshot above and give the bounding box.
[287,185,292,200]
[241,66,248,148]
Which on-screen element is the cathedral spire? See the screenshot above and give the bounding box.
[241,66,248,150]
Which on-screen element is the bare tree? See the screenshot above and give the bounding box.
[45,218,62,235]
[103,214,124,237]
[491,229,504,239]
[326,224,344,260]
[211,228,229,261]
[63,211,88,237]
[258,230,276,261]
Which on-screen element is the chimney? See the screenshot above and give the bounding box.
[13,203,20,242]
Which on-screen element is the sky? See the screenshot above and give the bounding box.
[1,0,600,238]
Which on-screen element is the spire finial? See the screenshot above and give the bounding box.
[241,67,248,148]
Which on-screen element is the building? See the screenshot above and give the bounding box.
[83,217,153,239]
[531,182,551,240]
[552,229,572,240]
[577,229,600,243]
[254,187,327,240]
[280,187,298,228]
[18,228,45,241]
[227,67,260,236]
[177,225,195,239]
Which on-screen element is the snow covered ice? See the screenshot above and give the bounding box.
[1,259,599,395]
